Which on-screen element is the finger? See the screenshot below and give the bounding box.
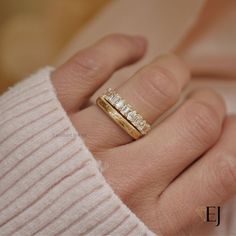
[116,54,190,124]
[155,116,236,235]
[104,89,225,196]
[51,34,147,112]
[74,54,190,150]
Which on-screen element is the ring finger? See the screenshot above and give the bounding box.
[73,54,190,151]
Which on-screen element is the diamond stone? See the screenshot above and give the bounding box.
[104,88,114,99]
[106,93,114,102]
[121,105,132,116]
[133,114,143,126]
[127,111,138,122]
[106,88,113,94]
[140,123,151,134]
[115,99,125,109]
[108,94,120,105]
[102,88,151,135]
[137,121,146,130]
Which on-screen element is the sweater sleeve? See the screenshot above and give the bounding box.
[0,67,156,236]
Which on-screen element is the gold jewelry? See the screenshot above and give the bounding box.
[96,88,151,139]
[96,96,142,139]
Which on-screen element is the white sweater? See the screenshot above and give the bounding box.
[0,68,156,236]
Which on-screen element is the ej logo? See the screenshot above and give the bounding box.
[196,206,221,226]
[206,206,220,227]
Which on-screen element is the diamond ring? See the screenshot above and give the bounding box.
[96,88,151,139]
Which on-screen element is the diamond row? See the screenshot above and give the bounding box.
[103,88,151,135]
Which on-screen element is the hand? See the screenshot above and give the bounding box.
[52,34,236,235]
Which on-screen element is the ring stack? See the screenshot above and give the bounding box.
[96,88,151,139]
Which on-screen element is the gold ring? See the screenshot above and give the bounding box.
[96,88,151,139]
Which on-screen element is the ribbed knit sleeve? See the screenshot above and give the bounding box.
[0,68,156,236]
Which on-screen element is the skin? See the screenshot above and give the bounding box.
[51,34,236,235]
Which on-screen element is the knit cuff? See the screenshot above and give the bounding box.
[0,67,156,236]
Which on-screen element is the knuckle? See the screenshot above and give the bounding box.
[72,50,106,81]
[186,100,221,145]
[210,152,236,198]
[139,66,179,105]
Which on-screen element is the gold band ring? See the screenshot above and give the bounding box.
[96,88,151,139]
